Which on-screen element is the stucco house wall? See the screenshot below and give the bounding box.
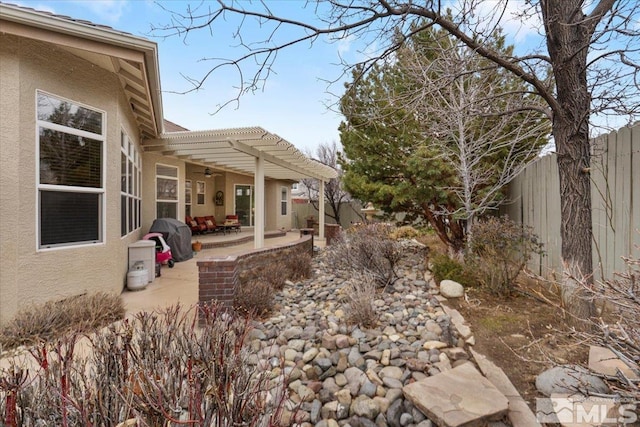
[0,35,142,324]
[0,3,333,327]
[221,173,292,231]
[183,164,218,220]
[265,181,293,231]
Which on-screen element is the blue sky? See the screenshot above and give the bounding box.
[16,1,632,151]
[15,0,546,153]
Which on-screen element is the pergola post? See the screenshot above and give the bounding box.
[318,179,325,241]
[254,153,265,249]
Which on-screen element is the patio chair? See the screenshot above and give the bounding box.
[186,216,206,234]
[224,215,241,233]
[195,216,215,233]
[204,215,224,233]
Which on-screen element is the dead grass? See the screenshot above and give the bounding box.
[0,292,124,353]
[343,274,379,329]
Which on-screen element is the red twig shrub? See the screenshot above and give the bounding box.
[0,303,289,426]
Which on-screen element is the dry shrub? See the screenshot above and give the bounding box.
[0,303,289,426]
[0,292,124,353]
[466,216,543,296]
[389,225,421,240]
[416,229,449,255]
[581,253,640,400]
[343,274,378,328]
[328,223,401,288]
[234,280,276,317]
[285,252,313,281]
[259,263,289,290]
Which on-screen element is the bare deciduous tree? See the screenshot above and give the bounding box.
[301,141,352,226]
[154,0,640,322]
[388,32,550,238]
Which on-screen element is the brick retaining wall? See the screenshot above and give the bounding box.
[197,235,313,310]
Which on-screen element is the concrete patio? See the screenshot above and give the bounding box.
[122,230,324,316]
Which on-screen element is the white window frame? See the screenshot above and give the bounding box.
[121,130,141,237]
[281,186,288,216]
[196,180,205,205]
[185,179,192,217]
[36,90,106,250]
[156,163,179,219]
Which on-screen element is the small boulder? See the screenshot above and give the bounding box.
[439,280,464,298]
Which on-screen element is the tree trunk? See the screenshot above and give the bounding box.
[422,201,465,254]
[542,1,597,325]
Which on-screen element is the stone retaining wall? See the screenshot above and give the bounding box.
[197,235,313,310]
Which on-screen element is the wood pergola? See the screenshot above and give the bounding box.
[144,127,338,248]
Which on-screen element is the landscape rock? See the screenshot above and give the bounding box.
[535,365,610,396]
[403,363,509,427]
[227,243,521,427]
[439,280,465,298]
[588,345,639,380]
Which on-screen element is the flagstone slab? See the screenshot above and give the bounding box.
[403,363,509,427]
[470,348,541,427]
[588,345,639,380]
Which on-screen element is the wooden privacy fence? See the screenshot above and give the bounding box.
[501,123,640,282]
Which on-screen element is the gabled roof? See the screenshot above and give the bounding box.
[0,2,163,138]
[145,127,338,181]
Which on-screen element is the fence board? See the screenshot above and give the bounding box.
[504,123,639,282]
[591,134,609,282]
[292,201,364,231]
[605,130,619,279]
[615,127,632,276]
[546,155,562,278]
[632,125,640,260]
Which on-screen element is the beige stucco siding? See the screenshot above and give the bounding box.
[265,181,293,231]
[0,35,142,324]
[0,38,21,325]
[184,164,218,220]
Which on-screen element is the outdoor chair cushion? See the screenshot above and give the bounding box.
[186,216,206,234]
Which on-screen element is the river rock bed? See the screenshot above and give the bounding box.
[244,242,500,427]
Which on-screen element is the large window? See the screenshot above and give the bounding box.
[156,164,178,219]
[121,131,141,237]
[37,91,104,249]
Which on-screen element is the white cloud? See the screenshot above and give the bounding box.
[9,0,128,25]
[337,33,354,56]
[71,0,128,25]
[10,1,56,13]
[457,0,542,44]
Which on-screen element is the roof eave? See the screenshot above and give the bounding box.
[0,2,164,137]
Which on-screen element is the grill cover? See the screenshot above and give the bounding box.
[149,218,193,262]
